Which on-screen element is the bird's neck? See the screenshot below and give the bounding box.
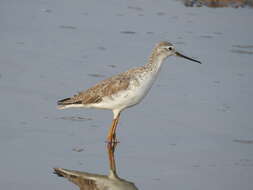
[145,50,167,73]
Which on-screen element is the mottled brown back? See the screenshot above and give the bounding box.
[57,71,132,105]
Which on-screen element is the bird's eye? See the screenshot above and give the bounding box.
[168,47,173,51]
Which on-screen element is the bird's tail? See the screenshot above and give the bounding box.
[57,97,82,109]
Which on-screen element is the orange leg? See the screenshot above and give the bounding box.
[107,142,117,172]
[111,113,120,141]
[107,113,121,144]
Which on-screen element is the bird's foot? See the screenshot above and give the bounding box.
[105,135,120,145]
[105,139,120,144]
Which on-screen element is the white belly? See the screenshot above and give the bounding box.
[89,73,157,111]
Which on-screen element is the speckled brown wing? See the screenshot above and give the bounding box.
[57,72,131,106]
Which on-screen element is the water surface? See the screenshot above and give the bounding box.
[0,0,253,190]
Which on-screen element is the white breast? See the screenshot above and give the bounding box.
[113,72,158,109]
[87,69,161,112]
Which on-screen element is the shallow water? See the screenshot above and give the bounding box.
[54,143,139,190]
[0,0,253,190]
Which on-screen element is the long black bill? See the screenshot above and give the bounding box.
[175,52,201,64]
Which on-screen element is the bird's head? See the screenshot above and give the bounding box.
[154,41,201,64]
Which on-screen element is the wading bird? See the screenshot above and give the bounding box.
[57,41,201,143]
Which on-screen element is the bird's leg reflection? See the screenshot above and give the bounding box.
[107,141,118,174]
[54,142,138,190]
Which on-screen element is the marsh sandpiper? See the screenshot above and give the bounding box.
[57,41,201,143]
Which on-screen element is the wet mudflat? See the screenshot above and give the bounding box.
[0,0,253,190]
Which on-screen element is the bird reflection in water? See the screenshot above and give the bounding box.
[54,143,138,190]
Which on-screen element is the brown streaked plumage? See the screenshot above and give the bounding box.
[58,69,139,106]
[57,41,201,144]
